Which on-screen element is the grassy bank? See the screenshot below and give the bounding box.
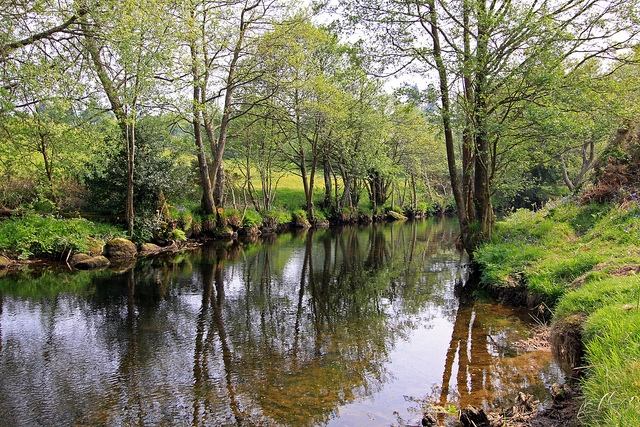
[475,196,640,425]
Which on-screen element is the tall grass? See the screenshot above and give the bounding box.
[581,306,640,426]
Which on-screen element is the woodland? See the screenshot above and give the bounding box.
[1,0,639,251]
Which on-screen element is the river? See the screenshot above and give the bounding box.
[0,218,563,426]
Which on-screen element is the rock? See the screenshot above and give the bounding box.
[139,241,179,256]
[387,210,408,221]
[0,255,12,269]
[139,242,163,255]
[294,213,311,229]
[459,405,490,427]
[315,219,330,228]
[70,253,92,265]
[105,238,138,258]
[86,237,104,256]
[73,255,111,270]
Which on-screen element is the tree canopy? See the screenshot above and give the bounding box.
[1,0,639,250]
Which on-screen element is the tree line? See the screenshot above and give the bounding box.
[1,0,639,251]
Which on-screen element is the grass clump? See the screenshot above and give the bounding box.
[242,209,262,227]
[581,306,640,426]
[261,209,291,229]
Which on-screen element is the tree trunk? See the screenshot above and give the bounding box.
[472,0,493,242]
[82,23,136,236]
[323,155,332,208]
[125,121,135,237]
[426,0,472,252]
[190,32,216,216]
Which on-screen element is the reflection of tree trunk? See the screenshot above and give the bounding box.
[293,235,310,362]
[439,303,472,411]
[365,227,387,271]
[439,301,491,418]
[192,261,214,425]
[303,232,323,357]
[211,257,244,426]
[119,268,144,424]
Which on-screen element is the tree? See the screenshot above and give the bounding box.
[80,0,172,236]
[0,0,88,113]
[331,0,640,253]
[330,67,392,212]
[248,17,346,220]
[172,0,281,215]
[84,116,192,228]
[0,101,107,210]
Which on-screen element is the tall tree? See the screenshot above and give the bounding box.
[249,17,345,220]
[173,0,280,215]
[80,0,171,236]
[331,0,640,253]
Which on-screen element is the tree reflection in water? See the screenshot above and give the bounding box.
[0,219,561,427]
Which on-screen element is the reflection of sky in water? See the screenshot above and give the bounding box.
[0,219,564,427]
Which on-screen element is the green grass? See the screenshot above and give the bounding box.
[581,306,640,426]
[475,198,640,426]
[0,212,125,259]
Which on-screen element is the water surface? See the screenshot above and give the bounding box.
[0,219,562,426]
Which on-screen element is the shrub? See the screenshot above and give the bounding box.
[314,209,327,222]
[171,229,187,242]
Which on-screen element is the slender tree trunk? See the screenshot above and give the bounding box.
[193,109,216,215]
[38,130,59,208]
[125,120,135,236]
[208,2,260,208]
[323,155,332,208]
[82,23,136,236]
[425,0,472,252]
[188,9,216,216]
[462,0,475,226]
[473,0,493,241]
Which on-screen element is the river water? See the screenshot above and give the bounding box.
[0,218,563,427]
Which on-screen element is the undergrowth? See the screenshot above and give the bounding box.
[0,212,125,259]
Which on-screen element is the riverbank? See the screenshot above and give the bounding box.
[0,206,421,267]
[474,196,640,426]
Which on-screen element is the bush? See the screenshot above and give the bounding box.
[83,117,195,219]
[314,209,327,222]
[171,229,187,241]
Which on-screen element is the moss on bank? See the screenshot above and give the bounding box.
[475,197,640,426]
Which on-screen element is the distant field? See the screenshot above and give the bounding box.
[226,166,334,210]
